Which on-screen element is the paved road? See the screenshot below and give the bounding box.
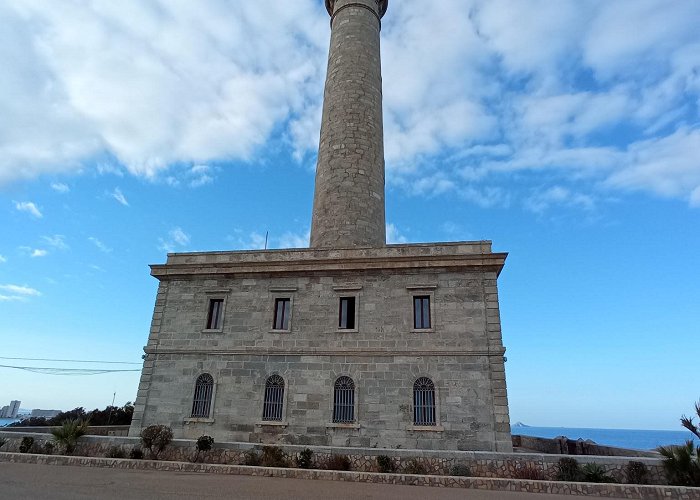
[0,462,610,500]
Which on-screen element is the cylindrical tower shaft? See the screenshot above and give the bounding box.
[310,0,388,248]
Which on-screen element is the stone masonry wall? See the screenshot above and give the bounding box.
[130,251,511,451]
[310,0,386,248]
[0,432,669,486]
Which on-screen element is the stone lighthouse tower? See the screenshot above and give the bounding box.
[130,0,513,453]
[310,0,389,248]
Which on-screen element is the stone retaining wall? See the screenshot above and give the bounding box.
[1,452,698,499]
[0,431,667,484]
[513,435,659,458]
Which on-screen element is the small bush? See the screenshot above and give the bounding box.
[105,445,126,458]
[19,437,34,453]
[512,464,545,480]
[449,463,471,477]
[376,455,396,473]
[296,448,314,469]
[624,461,649,484]
[403,458,427,475]
[243,449,261,466]
[556,457,582,482]
[261,446,289,468]
[51,419,90,455]
[129,448,144,460]
[43,442,55,455]
[140,425,173,460]
[193,435,214,463]
[325,454,351,471]
[581,463,616,483]
[658,441,700,487]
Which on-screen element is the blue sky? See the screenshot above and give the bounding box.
[1,0,698,430]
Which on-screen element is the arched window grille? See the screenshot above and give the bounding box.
[413,377,436,426]
[332,376,355,423]
[191,373,214,418]
[262,375,285,421]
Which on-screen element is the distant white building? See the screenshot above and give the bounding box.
[30,409,61,418]
[0,401,21,419]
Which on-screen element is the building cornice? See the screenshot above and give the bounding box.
[144,346,507,357]
[150,242,507,280]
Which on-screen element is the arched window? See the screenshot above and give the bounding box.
[262,375,285,421]
[413,377,436,426]
[332,376,355,423]
[191,373,214,418]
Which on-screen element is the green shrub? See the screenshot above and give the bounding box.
[376,455,396,473]
[43,442,55,455]
[19,437,34,453]
[403,458,427,475]
[129,448,144,460]
[449,463,471,477]
[296,448,314,469]
[556,457,582,482]
[140,425,173,460]
[581,463,615,483]
[51,419,89,455]
[624,461,649,484]
[658,440,700,487]
[193,435,214,463]
[261,446,289,468]
[243,449,261,466]
[324,454,351,471]
[105,445,126,458]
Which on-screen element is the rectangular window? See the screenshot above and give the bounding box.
[206,299,224,330]
[338,297,356,329]
[273,298,291,330]
[413,295,431,329]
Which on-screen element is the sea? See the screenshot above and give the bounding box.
[514,425,700,451]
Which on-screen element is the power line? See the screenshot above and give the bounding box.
[0,364,141,376]
[0,356,141,365]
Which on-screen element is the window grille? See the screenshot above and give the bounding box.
[413,295,431,329]
[191,373,214,418]
[413,377,436,425]
[338,297,356,329]
[262,374,285,421]
[332,376,355,423]
[273,298,291,330]
[206,299,224,329]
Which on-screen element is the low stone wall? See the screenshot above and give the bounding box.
[0,431,666,484]
[1,452,698,499]
[1,425,130,436]
[513,435,659,458]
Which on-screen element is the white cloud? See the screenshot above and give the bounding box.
[525,186,595,214]
[276,230,310,249]
[41,234,68,250]
[0,283,41,301]
[158,227,191,253]
[0,255,6,263]
[0,0,698,210]
[386,223,408,244]
[110,187,129,206]
[14,201,43,218]
[50,182,70,193]
[31,249,48,258]
[88,236,112,253]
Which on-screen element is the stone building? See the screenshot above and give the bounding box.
[129,0,512,451]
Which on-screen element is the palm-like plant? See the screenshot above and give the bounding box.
[657,440,700,487]
[51,419,90,455]
[681,400,700,440]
